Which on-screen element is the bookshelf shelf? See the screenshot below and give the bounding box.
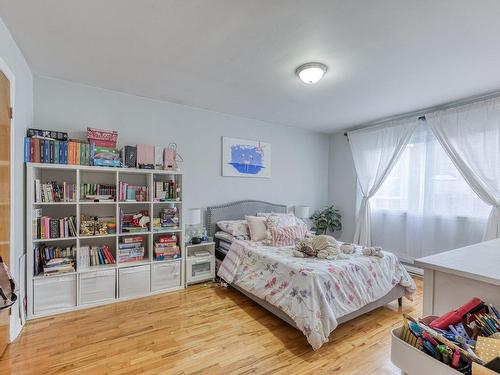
[33,202,77,206]
[118,201,152,204]
[79,201,116,205]
[33,237,78,243]
[118,231,150,237]
[79,234,116,239]
[26,163,185,320]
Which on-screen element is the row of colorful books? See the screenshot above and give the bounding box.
[78,245,116,268]
[34,244,76,276]
[32,210,77,239]
[24,136,121,167]
[153,180,181,201]
[118,182,149,202]
[80,183,116,201]
[34,179,76,203]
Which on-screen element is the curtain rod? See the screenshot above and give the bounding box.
[343,88,500,137]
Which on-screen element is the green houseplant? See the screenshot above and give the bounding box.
[310,205,342,235]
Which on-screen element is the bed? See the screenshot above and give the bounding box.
[207,200,416,350]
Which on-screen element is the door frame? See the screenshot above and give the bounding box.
[0,56,18,342]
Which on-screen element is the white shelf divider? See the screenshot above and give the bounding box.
[26,162,185,320]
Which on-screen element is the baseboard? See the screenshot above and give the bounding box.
[403,262,423,277]
[9,301,23,342]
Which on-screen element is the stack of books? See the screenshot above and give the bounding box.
[34,244,76,276]
[154,234,180,261]
[80,183,116,201]
[153,180,181,201]
[78,245,116,268]
[32,210,77,239]
[87,127,121,167]
[34,179,76,202]
[118,182,149,201]
[118,236,145,263]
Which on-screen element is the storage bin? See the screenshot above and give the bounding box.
[186,256,214,284]
[33,274,77,315]
[391,326,461,375]
[151,261,181,292]
[118,265,150,298]
[79,269,116,305]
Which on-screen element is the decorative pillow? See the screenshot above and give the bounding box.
[216,220,249,239]
[214,231,235,242]
[268,224,307,247]
[265,213,302,228]
[245,215,268,241]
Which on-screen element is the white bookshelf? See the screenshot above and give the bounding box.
[26,162,185,319]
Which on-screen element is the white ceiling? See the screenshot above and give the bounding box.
[2,1,500,133]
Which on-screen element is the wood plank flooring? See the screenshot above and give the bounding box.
[0,277,422,375]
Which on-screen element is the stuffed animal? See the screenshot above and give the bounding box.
[362,246,384,258]
[339,242,356,254]
[293,238,317,258]
[293,235,350,260]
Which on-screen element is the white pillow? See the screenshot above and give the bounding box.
[245,215,268,241]
[216,220,249,238]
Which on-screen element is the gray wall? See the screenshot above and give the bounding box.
[328,132,358,242]
[34,76,330,214]
[0,17,33,340]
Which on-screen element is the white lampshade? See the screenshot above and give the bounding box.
[186,208,201,226]
[295,205,310,219]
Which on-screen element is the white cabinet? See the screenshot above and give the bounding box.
[186,242,215,285]
[118,265,150,298]
[33,274,77,315]
[79,269,116,305]
[151,261,181,292]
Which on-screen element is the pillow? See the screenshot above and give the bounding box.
[265,213,303,228]
[245,215,268,241]
[268,224,307,247]
[214,231,235,242]
[216,220,249,238]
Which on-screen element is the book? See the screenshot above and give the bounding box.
[27,128,68,141]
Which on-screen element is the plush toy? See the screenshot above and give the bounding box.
[339,242,356,254]
[293,238,317,258]
[362,246,384,258]
[293,235,350,260]
[312,235,346,260]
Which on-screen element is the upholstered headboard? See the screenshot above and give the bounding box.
[206,200,287,237]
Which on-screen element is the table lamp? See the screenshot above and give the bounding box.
[185,208,203,244]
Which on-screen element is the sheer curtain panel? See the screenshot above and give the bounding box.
[371,123,490,262]
[348,118,418,246]
[427,97,500,241]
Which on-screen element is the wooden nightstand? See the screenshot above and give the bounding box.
[185,241,215,285]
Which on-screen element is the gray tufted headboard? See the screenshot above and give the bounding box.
[206,200,287,237]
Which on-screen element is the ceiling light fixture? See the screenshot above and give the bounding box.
[296,62,328,84]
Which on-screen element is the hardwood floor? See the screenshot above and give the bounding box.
[0,277,422,375]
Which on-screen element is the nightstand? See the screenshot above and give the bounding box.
[185,241,215,285]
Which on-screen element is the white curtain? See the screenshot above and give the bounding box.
[427,97,500,241]
[371,122,490,262]
[348,118,418,246]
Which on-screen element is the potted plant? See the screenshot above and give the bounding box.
[310,205,342,235]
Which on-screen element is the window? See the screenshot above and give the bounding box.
[370,122,490,261]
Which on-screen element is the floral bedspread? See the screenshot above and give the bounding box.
[218,239,416,350]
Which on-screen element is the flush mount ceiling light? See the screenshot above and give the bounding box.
[296,62,328,84]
